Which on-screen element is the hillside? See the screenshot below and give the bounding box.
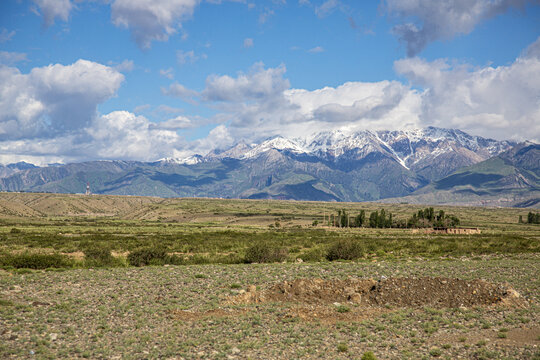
[382,143,540,208]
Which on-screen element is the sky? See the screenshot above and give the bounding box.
[0,0,539,165]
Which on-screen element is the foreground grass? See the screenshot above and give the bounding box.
[1,255,538,359]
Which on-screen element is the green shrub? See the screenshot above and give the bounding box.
[299,247,325,262]
[83,247,118,267]
[326,239,364,261]
[361,351,377,360]
[244,242,288,263]
[336,305,350,313]
[127,247,168,266]
[10,228,22,234]
[337,343,348,352]
[0,252,74,269]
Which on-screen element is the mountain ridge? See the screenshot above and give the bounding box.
[1,127,535,207]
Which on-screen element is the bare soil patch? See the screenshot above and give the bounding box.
[229,277,526,309]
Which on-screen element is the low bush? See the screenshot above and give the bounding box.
[244,242,288,263]
[127,247,168,266]
[0,252,74,269]
[83,246,119,267]
[299,247,325,262]
[326,239,364,261]
[361,352,377,360]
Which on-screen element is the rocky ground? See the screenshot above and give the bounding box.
[1,255,539,359]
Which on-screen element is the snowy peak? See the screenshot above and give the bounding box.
[243,136,306,159]
[159,154,203,165]
[191,127,514,178]
[206,142,253,160]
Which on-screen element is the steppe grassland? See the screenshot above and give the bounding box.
[0,193,539,359]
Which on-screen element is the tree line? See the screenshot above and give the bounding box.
[328,207,460,229]
[519,212,540,224]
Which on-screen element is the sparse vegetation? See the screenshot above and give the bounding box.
[0,193,538,359]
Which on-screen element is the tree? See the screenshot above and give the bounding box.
[378,209,386,228]
[369,211,378,228]
[354,210,365,227]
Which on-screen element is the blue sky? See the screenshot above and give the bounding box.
[0,0,539,165]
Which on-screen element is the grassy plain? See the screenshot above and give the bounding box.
[0,192,539,359]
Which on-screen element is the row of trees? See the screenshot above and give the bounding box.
[519,212,540,224]
[406,208,460,228]
[329,207,460,229]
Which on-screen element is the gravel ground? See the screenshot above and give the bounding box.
[1,254,539,359]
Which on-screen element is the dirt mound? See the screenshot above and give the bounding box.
[230,277,524,309]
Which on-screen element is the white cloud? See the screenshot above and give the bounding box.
[202,62,290,102]
[0,109,195,164]
[0,28,16,43]
[151,115,193,130]
[33,0,73,27]
[87,111,185,160]
[308,46,324,53]
[183,62,421,142]
[161,82,199,102]
[0,51,28,65]
[176,49,206,65]
[111,0,200,49]
[0,60,124,140]
[315,0,339,18]
[243,38,254,48]
[384,0,531,56]
[115,59,135,72]
[159,67,175,79]
[394,36,540,141]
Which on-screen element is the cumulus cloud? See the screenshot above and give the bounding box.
[87,111,185,160]
[33,0,73,27]
[172,62,421,142]
[0,60,124,140]
[384,0,531,56]
[111,0,200,49]
[0,110,189,164]
[202,62,290,102]
[395,36,540,141]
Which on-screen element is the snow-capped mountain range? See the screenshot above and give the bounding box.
[2,127,536,207]
[170,127,514,172]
